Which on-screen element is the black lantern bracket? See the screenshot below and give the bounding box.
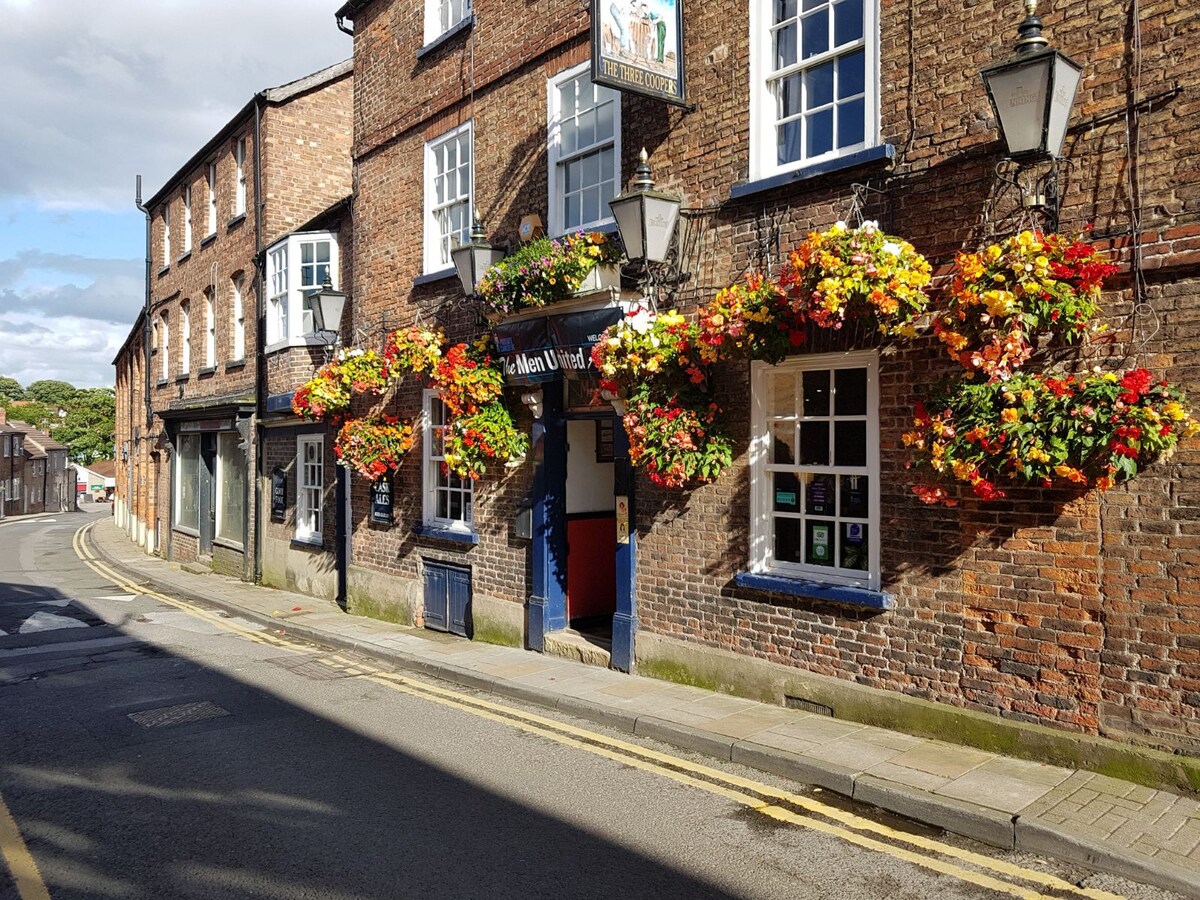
[985,155,1074,237]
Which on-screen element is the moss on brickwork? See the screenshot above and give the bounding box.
[347,590,411,627]
[470,617,522,648]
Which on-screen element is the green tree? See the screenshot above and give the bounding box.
[1,400,53,431]
[26,379,77,407]
[0,377,25,403]
[57,388,116,464]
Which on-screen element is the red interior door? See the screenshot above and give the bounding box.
[566,514,616,621]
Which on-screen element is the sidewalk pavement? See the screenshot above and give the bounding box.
[88,518,1200,897]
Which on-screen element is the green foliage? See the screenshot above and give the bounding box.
[0,377,25,402]
[26,379,78,407]
[57,388,115,464]
[476,231,622,315]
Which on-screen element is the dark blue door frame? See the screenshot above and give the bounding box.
[526,386,636,672]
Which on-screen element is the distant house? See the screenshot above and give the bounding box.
[77,460,117,501]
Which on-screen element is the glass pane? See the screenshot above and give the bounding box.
[834,421,867,466]
[801,8,828,59]
[778,120,801,166]
[577,108,596,148]
[449,490,462,521]
[771,421,796,464]
[799,421,829,464]
[835,367,867,415]
[773,472,802,511]
[565,194,582,231]
[316,242,331,263]
[841,523,868,570]
[774,516,804,565]
[807,107,834,157]
[178,435,199,529]
[802,0,825,10]
[301,243,314,264]
[802,369,830,416]
[833,0,863,45]
[582,187,600,226]
[600,147,615,182]
[462,492,473,524]
[805,472,836,515]
[774,0,797,22]
[840,474,869,518]
[316,263,330,286]
[839,49,865,98]
[806,520,835,566]
[778,72,802,119]
[774,23,797,69]
[583,152,600,187]
[565,158,580,193]
[596,97,615,140]
[805,61,835,109]
[446,141,457,171]
[437,489,449,520]
[561,114,578,156]
[838,98,866,148]
[771,372,796,416]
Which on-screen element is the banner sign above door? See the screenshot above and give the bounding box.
[591,0,686,106]
[493,307,624,386]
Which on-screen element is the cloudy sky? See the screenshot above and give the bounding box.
[0,0,352,389]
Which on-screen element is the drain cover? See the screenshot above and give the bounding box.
[128,700,230,729]
[266,654,358,681]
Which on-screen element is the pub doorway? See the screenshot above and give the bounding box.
[564,413,619,643]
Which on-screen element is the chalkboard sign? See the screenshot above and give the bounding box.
[271,468,286,522]
[370,477,393,526]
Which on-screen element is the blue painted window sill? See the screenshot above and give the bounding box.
[735,571,894,610]
[416,15,474,59]
[413,524,479,545]
[413,267,457,287]
[730,144,895,201]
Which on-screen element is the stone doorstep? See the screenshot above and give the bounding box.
[543,629,611,668]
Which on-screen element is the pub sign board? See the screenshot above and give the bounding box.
[370,477,394,526]
[591,0,686,106]
[271,468,287,523]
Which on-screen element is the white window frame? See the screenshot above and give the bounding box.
[749,350,880,590]
[160,314,170,380]
[423,0,471,44]
[422,389,473,532]
[547,61,621,237]
[296,435,324,544]
[204,288,216,367]
[748,0,879,181]
[231,274,246,361]
[162,204,171,264]
[423,122,472,275]
[234,136,247,216]
[180,301,191,374]
[215,431,245,547]
[264,232,339,346]
[206,161,218,236]
[182,184,193,253]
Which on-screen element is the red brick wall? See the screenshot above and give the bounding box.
[344,0,1200,751]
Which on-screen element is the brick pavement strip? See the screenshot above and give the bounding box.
[83,518,1200,897]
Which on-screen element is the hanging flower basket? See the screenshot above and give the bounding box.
[442,400,530,480]
[432,337,506,417]
[905,367,1200,504]
[777,220,932,338]
[934,230,1119,381]
[697,273,804,365]
[476,231,622,316]
[591,307,704,397]
[385,326,445,376]
[292,348,392,422]
[623,383,733,489]
[334,415,415,481]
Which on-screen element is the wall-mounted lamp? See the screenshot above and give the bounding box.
[609,149,681,265]
[520,390,544,419]
[980,0,1082,160]
[310,276,348,346]
[452,217,506,296]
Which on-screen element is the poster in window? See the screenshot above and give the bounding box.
[806,473,835,516]
[370,477,394,526]
[270,468,286,522]
[591,0,686,106]
[808,522,832,565]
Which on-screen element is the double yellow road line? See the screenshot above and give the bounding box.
[0,523,1129,899]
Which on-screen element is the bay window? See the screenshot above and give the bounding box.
[264,232,339,346]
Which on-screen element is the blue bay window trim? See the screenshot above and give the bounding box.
[730,144,895,201]
[413,523,479,545]
[734,571,894,610]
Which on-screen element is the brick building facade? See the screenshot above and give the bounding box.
[0,409,71,517]
[114,60,353,583]
[326,0,1200,766]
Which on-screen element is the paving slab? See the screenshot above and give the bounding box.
[935,763,1061,814]
[885,741,995,780]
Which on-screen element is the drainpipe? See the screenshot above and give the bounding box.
[135,176,152,431]
[251,96,265,584]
